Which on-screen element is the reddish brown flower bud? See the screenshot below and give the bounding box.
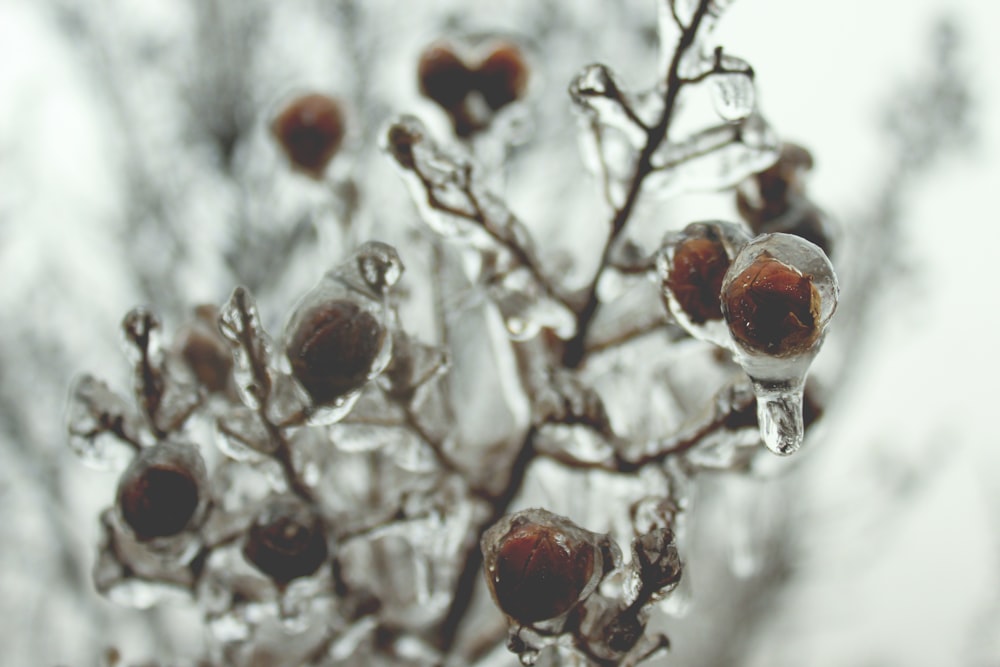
[271,94,345,179]
[117,463,201,541]
[286,300,386,404]
[486,517,598,624]
[243,500,328,585]
[722,252,820,356]
[418,44,472,110]
[665,236,731,324]
[477,42,529,111]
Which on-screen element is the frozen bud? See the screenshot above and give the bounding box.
[722,251,820,356]
[116,443,207,542]
[175,306,232,393]
[271,93,345,179]
[477,41,529,111]
[384,117,425,170]
[737,142,814,226]
[242,498,329,585]
[666,237,728,323]
[482,508,603,625]
[286,299,387,405]
[418,43,471,110]
[721,234,838,455]
[656,221,751,347]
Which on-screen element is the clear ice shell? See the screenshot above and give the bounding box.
[569,64,648,147]
[66,374,145,470]
[491,268,576,341]
[710,60,755,122]
[646,113,780,199]
[721,233,838,455]
[215,405,276,461]
[654,220,752,348]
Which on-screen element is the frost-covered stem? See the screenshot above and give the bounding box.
[562,0,711,368]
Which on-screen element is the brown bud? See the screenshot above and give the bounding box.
[665,236,730,324]
[476,42,529,111]
[418,44,472,110]
[737,142,814,226]
[722,252,821,356]
[489,520,597,624]
[243,501,328,585]
[177,314,232,394]
[117,463,200,541]
[287,300,385,404]
[271,94,345,179]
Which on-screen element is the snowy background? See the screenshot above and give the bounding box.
[1,0,999,665]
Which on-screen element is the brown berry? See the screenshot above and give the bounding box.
[476,42,529,111]
[287,300,385,404]
[418,44,472,110]
[722,252,821,356]
[243,501,328,585]
[489,521,596,624]
[666,236,730,324]
[118,464,200,541]
[271,94,345,179]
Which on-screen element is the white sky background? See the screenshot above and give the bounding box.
[1,0,999,665]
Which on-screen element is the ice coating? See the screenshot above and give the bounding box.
[721,233,838,454]
[655,220,752,348]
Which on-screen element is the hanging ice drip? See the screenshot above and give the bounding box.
[655,220,751,349]
[720,233,838,455]
[282,242,400,425]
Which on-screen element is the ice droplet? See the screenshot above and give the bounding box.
[720,233,838,455]
[753,379,804,455]
[711,68,755,122]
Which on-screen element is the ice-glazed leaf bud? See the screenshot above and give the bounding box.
[477,41,530,111]
[723,252,820,356]
[242,498,329,585]
[271,93,345,179]
[656,221,751,347]
[482,508,603,625]
[286,299,387,405]
[116,442,206,542]
[418,43,471,110]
